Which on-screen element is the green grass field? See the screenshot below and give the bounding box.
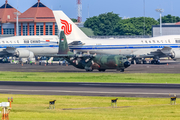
[1,72,180,119]
[0,72,180,83]
[0,94,180,120]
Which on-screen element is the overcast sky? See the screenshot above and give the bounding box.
[1,0,180,22]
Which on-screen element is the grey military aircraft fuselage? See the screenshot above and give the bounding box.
[65,54,130,72]
[54,31,131,72]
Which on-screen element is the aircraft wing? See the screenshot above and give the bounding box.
[44,53,96,59]
[135,46,172,58]
[5,47,16,54]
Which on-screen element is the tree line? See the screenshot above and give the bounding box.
[83,12,180,36]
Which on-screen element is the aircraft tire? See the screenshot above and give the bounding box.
[143,60,147,64]
[98,69,106,72]
[120,69,124,72]
[85,69,93,72]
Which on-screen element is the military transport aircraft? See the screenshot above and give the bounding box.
[53,10,180,64]
[50,31,131,72]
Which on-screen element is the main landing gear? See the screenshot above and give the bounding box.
[120,69,124,72]
[131,58,160,64]
[98,69,106,72]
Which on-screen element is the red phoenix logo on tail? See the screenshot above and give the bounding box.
[60,19,72,35]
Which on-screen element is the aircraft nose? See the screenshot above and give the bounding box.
[124,61,131,68]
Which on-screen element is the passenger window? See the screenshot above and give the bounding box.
[145,41,148,43]
[165,40,167,43]
[17,40,19,43]
[157,40,160,43]
[168,40,171,43]
[161,40,163,43]
[141,40,143,43]
[153,40,155,43]
[149,41,151,43]
[6,41,8,43]
[2,41,4,43]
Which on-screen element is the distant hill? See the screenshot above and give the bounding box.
[80,27,94,36]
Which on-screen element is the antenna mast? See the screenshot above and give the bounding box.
[77,0,82,23]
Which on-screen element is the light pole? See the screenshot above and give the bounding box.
[156,8,164,36]
[14,0,20,36]
[14,11,20,36]
[14,11,21,36]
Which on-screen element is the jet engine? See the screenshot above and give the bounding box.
[171,50,180,61]
[15,50,34,58]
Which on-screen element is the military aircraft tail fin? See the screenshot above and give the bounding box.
[58,31,69,54]
[53,10,90,41]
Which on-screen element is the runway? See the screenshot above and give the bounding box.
[0,60,180,98]
[0,81,180,98]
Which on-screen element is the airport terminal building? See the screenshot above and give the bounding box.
[0,0,58,36]
[152,23,180,37]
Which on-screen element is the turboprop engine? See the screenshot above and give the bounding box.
[170,50,180,61]
[15,50,34,58]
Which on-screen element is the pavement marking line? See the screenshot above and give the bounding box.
[0,89,179,95]
[80,84,179,87]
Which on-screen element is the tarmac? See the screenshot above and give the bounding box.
[0,60,180,98]
[0,60,179,73]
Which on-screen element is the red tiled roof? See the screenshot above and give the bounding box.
[18,1,55,23]
[0,1,55,23]
[0,2,21,23]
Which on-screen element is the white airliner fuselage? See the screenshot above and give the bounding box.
[53,10,180,63]
[0,35,59,58]
[68,35,180,57]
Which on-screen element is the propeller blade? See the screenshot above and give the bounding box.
[91,60,94,65]
[76,60,78,65]
[85,58,90,62]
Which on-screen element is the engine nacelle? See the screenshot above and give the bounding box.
[16,50,34,58]
[171,50,180,60]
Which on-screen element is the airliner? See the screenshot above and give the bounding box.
[0,35,59,60]
[53,10,180,64]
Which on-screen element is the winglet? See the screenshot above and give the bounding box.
[58,31,69,54]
